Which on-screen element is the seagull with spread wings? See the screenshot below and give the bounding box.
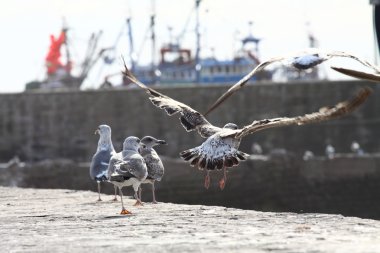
[205,48,380,115]
[123,64,371,190]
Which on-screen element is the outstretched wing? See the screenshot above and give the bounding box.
[204,56,285,115]
[331,66,380,83]
[205,49,380,115]
[223,87,372,139]
[122,60,222,138]
[327,51,380,73]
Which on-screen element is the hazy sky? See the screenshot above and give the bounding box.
[0,0,375,93]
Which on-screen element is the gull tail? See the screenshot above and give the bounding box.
[180,149,250,171]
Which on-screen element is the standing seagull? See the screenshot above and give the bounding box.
[108,136,148,214]
[89,124,118,201]
[205,48,380,115]
[138,136,167,204]
[123,65,372,189]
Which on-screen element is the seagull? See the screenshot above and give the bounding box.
[205,48,380,115]
[325,144,335,159]
[108,136,148,214]
[138,136,167,204]
[303,150,315,161]
[123,64,372,190]
[89,124,118,201]
[350,141,364,155]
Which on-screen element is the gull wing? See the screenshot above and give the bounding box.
[331,66,380,83]
[223,87,372,139]
[204,56,285,115]
[123,62,222,138]
[205,49,380,115]
[327,51,380,73]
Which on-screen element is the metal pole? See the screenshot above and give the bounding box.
[126,18,135,71]
[195,0,201,84]
[370,0,380,64]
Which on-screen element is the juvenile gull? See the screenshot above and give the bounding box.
[123,65,372,189]
[89,124,118,201]
[205,48,380,115]
[138,136,167,203]
[108,136,148,214]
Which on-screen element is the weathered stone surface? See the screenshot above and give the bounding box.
[2,154,380,220]
[1,186,380,252]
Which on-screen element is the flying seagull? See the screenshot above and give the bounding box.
[123,64,372,189]
[205,48,380,115]
[331,66,380,83]
[108,136,148,214]
[89,124,118,201]
[138,136,167,204]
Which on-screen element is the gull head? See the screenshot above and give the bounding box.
[123,136,141,152]
[95,124,111,137]
[223,123,238,130]
[140,136,167,149]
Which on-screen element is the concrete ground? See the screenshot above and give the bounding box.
[1,186,380,253]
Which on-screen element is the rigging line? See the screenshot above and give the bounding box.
[136,24,153,64]
[176,3,197,44]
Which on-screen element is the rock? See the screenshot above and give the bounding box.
[1,186,380,252]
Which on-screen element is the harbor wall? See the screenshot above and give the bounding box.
[0,80,379,162]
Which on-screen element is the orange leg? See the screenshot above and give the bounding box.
[133,190,143,206]
[219,167,227,190]
[119,187,132,215]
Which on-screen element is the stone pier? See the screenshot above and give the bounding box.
[1,186,380,252]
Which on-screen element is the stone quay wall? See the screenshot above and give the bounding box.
[0,80,379,162]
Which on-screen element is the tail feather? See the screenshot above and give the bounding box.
[199,157,207,169]
[237,151,249,161]
[231,157,239,166]
[215,159,224,170]
[180,148,249,170]
[190,156,200,167]
[224,157,234,167]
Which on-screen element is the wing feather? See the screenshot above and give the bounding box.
[230,87,372,139]
[122,59,221,138]
[331,66,380,83]
[205,49,380,115]
[204,57,284,115]
[327,51,380,73]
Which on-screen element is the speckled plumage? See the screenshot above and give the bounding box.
[138,136,166,203]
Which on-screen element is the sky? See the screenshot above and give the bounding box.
[0,0,376,93]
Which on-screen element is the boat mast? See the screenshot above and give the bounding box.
[151,0,157,83]
[195,0,202,83]
[126,17,136,72]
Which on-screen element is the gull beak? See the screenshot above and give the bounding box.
[157,140,167,145]
[94,129,100,135]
